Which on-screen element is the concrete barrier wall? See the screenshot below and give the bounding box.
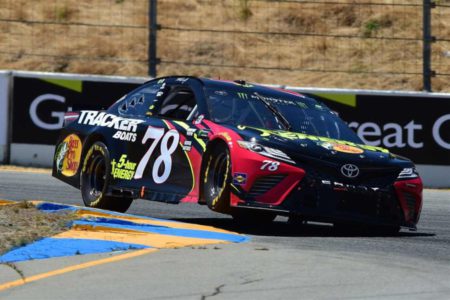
[7,71,147,167]
[0,71,11,163]
[2,70,449,188]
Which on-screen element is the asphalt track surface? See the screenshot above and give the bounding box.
[1,169,450,299]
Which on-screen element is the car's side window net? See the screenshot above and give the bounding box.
[186,105,198,121]
[118,83,161,117]
[158,89,196,120]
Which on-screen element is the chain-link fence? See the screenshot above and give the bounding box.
[0,0,449,92]
[0,0,148,75]
[433,1,450,91]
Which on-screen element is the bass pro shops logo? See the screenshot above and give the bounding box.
[55,134,82,177]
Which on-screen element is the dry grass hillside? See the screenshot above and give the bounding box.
[0,0,449,91]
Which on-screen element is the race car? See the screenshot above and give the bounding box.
[52,76,423,232]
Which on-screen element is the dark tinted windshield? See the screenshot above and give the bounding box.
[205,87,361,143]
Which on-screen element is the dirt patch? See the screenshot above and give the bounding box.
[0,201,77,255]
[0,165,51,174]
[1,0,449,92]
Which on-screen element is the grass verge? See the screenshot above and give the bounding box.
[0,201,77,255]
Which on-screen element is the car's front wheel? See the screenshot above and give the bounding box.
[203,145,232,214]
[80,141,132,213]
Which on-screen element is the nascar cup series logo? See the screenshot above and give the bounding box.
[55,134,82,177]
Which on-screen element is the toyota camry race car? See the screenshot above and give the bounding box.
[52,76,423,232]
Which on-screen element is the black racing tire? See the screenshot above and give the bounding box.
[232,210,277,225]
[203,145,232,214]
[80,141,132,213]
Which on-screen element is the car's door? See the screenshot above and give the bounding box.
[111,77,206,202]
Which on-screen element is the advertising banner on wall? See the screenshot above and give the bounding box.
[7,72,449,186]
[291,91,450,166]
[12,75,142,146]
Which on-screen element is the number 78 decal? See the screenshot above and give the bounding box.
[134,126,180,183]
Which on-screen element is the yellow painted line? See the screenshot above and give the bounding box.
[0,200,245,293]
[0,248,156,292]
[29,200,240,234]
[76,210,233,234]
[54,227,228,248]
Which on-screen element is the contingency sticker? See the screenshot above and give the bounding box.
[55,134,82,176]
[111,154,137,180]
[233,173,247,185]
[320,142,364,154]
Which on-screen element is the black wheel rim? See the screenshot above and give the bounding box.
[88,154,106,201]
[210,153,227,198]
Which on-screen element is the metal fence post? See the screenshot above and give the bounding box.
[148,0,158,77]
[423,0,435,92]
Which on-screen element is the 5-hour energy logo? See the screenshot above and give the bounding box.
[111,154,137,180]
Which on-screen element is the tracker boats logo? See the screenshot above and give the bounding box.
[78,111,144,132]
[340,164,359,178]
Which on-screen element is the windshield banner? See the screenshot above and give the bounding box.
[9,74,450,166]
[299,92,450,166]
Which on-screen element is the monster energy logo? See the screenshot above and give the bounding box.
[237,93,248,99]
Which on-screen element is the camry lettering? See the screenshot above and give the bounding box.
[78,110,144,132]
[320,180,382,193]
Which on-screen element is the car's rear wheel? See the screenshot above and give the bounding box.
[203,145,231,213]
[80,141,132,213]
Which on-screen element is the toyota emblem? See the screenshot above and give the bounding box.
[340,164,359,178]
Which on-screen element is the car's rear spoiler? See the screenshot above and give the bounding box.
[63,111,80,127]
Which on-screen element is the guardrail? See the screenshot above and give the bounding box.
[0,70,449,187]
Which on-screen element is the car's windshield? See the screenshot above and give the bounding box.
[205,87,362,143]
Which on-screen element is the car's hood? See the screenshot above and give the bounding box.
[234,125,413,169]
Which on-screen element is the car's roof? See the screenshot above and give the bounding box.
[199,77,307,99]
[149,76,307,100]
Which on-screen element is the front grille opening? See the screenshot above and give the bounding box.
[337,192,402,222]
[247,174,286,198]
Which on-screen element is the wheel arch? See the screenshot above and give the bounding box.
[198,137,230,204]
[82,132,107,157]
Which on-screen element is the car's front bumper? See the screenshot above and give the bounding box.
[232,176,423,229]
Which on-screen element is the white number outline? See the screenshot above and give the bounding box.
[152,130,179,183]
[261,160,280,171]
[134,126,180,184]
